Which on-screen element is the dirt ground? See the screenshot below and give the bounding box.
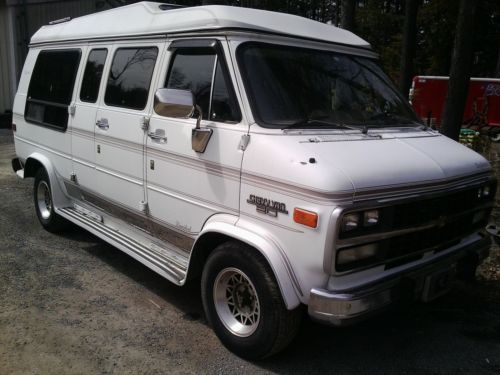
[0,128,499,374]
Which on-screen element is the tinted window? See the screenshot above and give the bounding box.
[166,52,216,120]
[237,43,420,129]
[80,49,107,103]
[104,47,158,110]
[165,50,240,123]
[211,61,240,123]
[26,49,81,130]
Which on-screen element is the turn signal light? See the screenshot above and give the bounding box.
[293,208,318,228]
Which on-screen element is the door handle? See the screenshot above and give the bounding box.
[96,118,109,130]
[148,129,167,143]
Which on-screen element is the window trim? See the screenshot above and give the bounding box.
[103,46,159,111]
[207,54,218,121]
[162,40,242,124]
[25,48,82,132]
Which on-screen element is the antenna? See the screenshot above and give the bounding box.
[48,17,71,25]
[159,4,186,11]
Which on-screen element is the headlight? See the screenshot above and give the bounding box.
[337,243,379,266]
[340,209,380,233]
[341,213,360,232]
[364,210,379,226]
[483,185,490,197]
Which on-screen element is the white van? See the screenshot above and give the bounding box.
[11,2,496,359]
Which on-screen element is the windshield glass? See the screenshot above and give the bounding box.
[237,43,421,129]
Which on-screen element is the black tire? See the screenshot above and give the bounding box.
[33,168,68,233]
[201,241,302,359]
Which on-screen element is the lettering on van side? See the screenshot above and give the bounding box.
[247,195,288,217]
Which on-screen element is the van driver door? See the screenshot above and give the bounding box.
[145,38,246,251]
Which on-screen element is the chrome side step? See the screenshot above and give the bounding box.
[58,207,188,285]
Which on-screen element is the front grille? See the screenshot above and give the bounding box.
[335,182,495,273]
[391,187,490,229]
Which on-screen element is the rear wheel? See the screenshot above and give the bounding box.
[34,168,68,232]
[201,241,301,359]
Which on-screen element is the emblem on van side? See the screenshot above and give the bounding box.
[247,194,288,217]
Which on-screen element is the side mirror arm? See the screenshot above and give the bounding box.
[192,105,213,153]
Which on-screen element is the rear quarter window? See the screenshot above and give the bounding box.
[25,49,81,131]
[80,49,108,103]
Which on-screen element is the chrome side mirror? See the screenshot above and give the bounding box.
[154,88,195,118]
[154,88,213,153]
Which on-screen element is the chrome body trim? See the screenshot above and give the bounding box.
[63,180,195,252]
[310,233,491,326]
[58,207,188,284]
[336,201,493,248]
[323,175,495,275]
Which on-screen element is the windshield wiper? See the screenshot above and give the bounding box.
[280,118,362,132]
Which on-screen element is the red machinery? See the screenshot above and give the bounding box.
[410,76,500,134]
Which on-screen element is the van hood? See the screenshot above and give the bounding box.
[243,131,492,202]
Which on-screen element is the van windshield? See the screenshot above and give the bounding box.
[237,43,421,130]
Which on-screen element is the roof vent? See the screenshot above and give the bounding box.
[48,17,71,25]
[158,4,185,11]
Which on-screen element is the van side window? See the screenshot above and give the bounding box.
[211,59,240,123]
[104,47,158,110]
[166,52,215,120]
[25,49,81,130]
[80,49,108,103]
[165,50,240,123]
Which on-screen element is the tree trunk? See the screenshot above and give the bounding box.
[341,0,356,31]
[495,46,500,78]
[440,0,478,141]
[398,0,419,99]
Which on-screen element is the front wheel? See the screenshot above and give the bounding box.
[34,168,68,233]
[201,242,301,359]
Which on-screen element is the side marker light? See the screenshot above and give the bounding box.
[293,208,318,228]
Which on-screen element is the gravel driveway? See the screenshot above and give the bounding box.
[0,129,499,374]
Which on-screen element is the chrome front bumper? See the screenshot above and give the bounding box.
[308,233,491,326]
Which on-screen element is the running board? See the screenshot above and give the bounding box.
[58,207,188,285]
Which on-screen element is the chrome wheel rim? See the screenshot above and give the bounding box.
[213,267,260,337]
[37,181,52,220]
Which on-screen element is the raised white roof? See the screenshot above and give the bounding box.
[30,1,370,49]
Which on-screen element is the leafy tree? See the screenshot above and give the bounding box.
[124,0,500,87]
[355,1,404,82]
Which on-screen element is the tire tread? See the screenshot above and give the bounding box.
[201,241,301,359]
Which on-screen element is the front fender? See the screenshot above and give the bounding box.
[194,214,302,309]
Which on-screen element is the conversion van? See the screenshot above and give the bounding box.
[11,2,495,359]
